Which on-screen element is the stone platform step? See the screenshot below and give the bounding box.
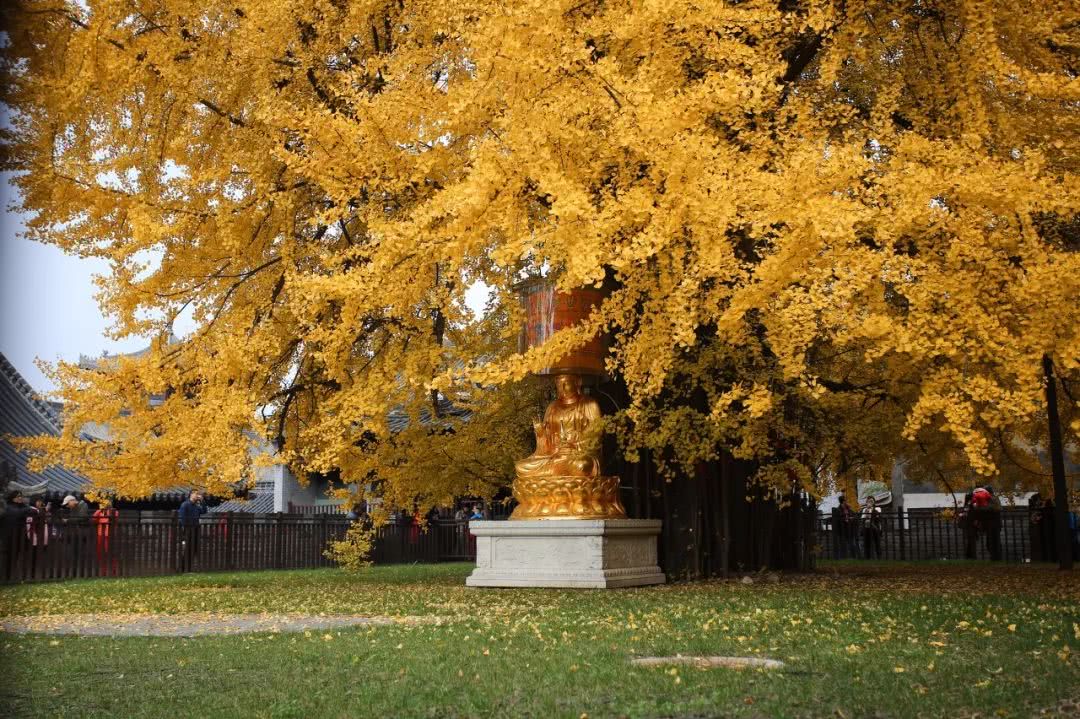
[465,519,665,589]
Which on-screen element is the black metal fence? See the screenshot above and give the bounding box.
[1,512,479,584]
[4,507,1055,583]
[816,508,1044,562]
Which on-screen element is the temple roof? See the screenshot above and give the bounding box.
[0,353,90,495]
[386,397,472,433]
[209,491,276,514]
[78,333,181,371]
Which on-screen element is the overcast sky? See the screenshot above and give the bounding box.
[0,176,156,393]
[0,174,491,395]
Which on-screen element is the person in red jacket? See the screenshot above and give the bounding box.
[92,499,119,576]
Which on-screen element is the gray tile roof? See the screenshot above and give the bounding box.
[386,397,472,433]
[77,333,181,371]
[209,491,276,514]
[0,353,90,494]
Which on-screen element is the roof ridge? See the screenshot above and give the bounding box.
[0,352,61,431]
[77,332,182,370]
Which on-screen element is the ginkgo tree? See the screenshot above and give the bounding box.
[3,0,1078,567]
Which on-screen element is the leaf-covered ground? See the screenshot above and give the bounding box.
[1,562,1077,718]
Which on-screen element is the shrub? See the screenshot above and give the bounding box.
[323,522,374,571]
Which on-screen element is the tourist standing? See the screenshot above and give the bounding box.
[26,496,52,578]
[1040,498,1058,563]
[2,491,32,580]
[92,499,119,576]
[60,494,90,573]
[832,495,858,559]
[74,494,90,518]
[982,486,1003,561]
[961,491,979,559]
[59,494,88,533]
[178,491,207,572]
[861,497,883,560]
[1028,493,1045,562]
[60,494,88,520]
[26,496,50,545]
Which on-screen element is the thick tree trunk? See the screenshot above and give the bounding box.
[595,377,815,579]
[1042,355,1073,571]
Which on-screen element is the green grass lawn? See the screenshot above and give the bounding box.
[1,562,1077,718]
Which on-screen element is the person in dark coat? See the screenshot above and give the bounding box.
[26,496,52,577]
[1040,498,1058,563]
[981,486,1003,561]
[62,494,89,520]
[860,496,883,560]
[177,491,207,572]
[26,496,50,546]
[58,494,89,571]
[832,495,859,559]
[1028,493,1045,562]
[961,491,978,559]
[2,491,31,536]
[2,491,32,580]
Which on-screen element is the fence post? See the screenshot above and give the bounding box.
[224,512,234,571]
[898,509,906,561]
[319,513,329,566]
[170,510,179,575]
[274,513,284,569]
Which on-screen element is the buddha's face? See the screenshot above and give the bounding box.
[554,374,581,401]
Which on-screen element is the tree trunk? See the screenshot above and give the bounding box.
[593,375,815,579]
[1042,355,1073,571]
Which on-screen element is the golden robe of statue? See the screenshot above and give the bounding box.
[511,374,626,520]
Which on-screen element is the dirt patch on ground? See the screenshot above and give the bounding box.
[1033,695,1080,718]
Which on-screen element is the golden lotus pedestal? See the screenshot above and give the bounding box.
[509,474,626,520]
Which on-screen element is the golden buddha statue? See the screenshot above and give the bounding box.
[510,374,626,520]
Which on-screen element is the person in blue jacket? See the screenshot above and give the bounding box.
[178,491,207,572]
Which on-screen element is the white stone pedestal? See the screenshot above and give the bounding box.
[465,519,665,589]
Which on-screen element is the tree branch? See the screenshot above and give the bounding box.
[47,8,248,128]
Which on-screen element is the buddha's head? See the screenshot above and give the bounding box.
[554,373,582,402]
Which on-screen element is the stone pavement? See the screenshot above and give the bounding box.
[0,613,407,637]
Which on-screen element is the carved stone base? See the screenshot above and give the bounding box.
[510,475,626,520]
[465,519,665,589]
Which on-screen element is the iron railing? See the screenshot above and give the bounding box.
[2,507,1054,584]
[0,512,478,583]
[816,508,1046,562]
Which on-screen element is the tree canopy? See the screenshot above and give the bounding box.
[3,0,1078,507]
